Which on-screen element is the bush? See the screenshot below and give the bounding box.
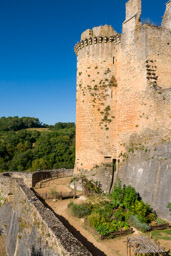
[109,178,125,208]
[81,176,102,195]
[123,185,138,209]
[93,203,114,221]
[128,215,150,232]
[50,188,58,199]
[113,207,126,221]
[130,200,152,223]
[156,218,166,225]
[167,202,171,215]
[96,220,130,236]
[87,212,101,228]
[68,201,92,218]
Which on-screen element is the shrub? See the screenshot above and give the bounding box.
[50,188,58,199]
[109,178,125,208]
[96,222,112,236]
[92,203,113,221]
[128,215,150,232]
[146,212,157,222]
[68,201,92,218]
[96,220,130,236]
[113,207,126,221]
[167,202,171,215]
[81,176,102,195]
[87,212,101,228]
[123,185,138,209]
[130,200,152,223]
[156,218,166,225]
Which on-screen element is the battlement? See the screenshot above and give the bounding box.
[74,25,120,55]
[74,34,120,55]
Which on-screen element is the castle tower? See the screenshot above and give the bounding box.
[74,0,171,208]
[74,25,120,191]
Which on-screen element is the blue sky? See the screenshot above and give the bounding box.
[0,0,166,124]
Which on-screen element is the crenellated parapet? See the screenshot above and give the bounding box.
[74,34,121,55]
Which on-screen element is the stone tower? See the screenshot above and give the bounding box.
[74,0,171,220]
[74,25,120,181]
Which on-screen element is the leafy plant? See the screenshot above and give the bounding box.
[50,188,58,199]
[109,179,125,208]
[128,215,150,232]
[156,217,166,225]
[68,201,92,218]
[123,185,138,209]
[87,212,101,228]
[167,202,171,215]
[131,200,152,223]
[81,176,102,195]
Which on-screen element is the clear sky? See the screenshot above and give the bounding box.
[0,0,166,124]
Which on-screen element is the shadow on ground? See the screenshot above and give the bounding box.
[32,189,107,256]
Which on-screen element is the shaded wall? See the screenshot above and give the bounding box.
[0,175,91,256]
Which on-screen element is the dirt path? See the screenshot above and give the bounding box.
[47,198,130,256]
[35,178,171,256]
[0,236,6,256]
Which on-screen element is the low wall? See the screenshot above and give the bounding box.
[32,169,73,187]
[0,174,91,256]
[1,169,74,189]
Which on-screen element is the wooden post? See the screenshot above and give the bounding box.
[129,245,131,256]
[74,181,77,199]
[127,237,128,256]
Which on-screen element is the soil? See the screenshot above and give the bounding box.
[47,198,129,256]
[35,177,171,256]
[0,235,6,256]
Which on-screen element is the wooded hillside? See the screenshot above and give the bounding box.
[0,117,75,172]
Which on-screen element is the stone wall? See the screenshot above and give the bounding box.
[162,0,171,30]
[75,25,120,171]
[0,174,92,256]
[1,169,74,189]
[74,0,171,220]
[32,169,73,187]
[117,136,171,221]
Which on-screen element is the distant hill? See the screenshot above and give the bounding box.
[0,116,75,172]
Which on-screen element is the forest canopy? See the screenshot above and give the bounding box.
[0,116,75,172]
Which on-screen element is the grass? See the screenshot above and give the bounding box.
[26,128,50,132]
[114,250,122,256]
[150,229,171,241]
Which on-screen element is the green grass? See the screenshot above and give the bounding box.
[26,128,50,132]
[150,229,171,241]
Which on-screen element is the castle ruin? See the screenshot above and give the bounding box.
[74,0,171,220]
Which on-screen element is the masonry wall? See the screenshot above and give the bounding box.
[32,169,73,187]
[115,13,171,221]
[0,175,92,256]
[75,25,120,171]
[74,0,171,217]
[162,0,171,30]
[117,138,171,221]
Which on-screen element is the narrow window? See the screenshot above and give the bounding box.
[109,159,116,193]
[113,57,115,64]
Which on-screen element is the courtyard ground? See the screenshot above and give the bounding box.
[35,177,171,256]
